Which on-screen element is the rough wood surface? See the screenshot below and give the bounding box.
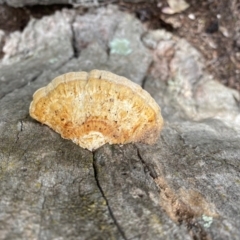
[0,6,240,240]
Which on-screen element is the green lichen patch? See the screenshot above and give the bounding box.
[109,38,132,56]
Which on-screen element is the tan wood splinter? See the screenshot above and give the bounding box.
[29,70,164,151]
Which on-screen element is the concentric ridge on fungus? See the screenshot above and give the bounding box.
[29,70,164,151]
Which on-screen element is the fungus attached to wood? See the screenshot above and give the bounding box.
[29,70,164,151]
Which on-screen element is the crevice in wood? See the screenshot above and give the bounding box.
[70,17,79,58]
[136,146,211,240]
[136,146,157,179]
[92,152,127,240]
[15,120,23,144]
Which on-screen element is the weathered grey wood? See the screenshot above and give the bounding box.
[1,6,240,240]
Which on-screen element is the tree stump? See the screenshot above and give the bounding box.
[0,5,240,240]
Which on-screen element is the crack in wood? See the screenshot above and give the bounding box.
[70,17,79,58]
[136,146,212,240]
[92,152,127,240]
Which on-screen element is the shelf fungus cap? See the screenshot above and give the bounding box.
[29,70,164,151]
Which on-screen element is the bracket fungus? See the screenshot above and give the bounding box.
[29,70,164,151]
